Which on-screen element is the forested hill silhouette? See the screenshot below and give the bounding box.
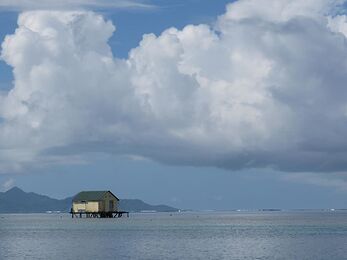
[0,187,178,213]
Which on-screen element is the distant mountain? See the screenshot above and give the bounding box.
[0,187,71,213]
[0,187,178,213]
[119,199,177,212]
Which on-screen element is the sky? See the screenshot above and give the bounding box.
[1,0,347,210]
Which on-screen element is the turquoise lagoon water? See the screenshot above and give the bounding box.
[1,211,347,259]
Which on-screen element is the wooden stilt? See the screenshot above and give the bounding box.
[70,211,129,219]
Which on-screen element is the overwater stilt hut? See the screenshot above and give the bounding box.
[70,190,129,218]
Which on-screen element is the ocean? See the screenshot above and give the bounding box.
[1,211,347,259]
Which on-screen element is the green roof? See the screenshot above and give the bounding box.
[73,191,119,202]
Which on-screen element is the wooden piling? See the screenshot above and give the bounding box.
[70,210,129,219]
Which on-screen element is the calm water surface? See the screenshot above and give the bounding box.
[1,211,347,259]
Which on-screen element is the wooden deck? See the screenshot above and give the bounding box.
[70,210,129,218]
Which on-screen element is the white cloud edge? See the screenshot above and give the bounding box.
[1,178,15,191]
[0,0,155,11]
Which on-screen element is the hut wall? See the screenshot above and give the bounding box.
[73,201,100,212]
[98,201,105,212]
[85,201,100,212]
[73,202,86,212]
[103,192,119,212]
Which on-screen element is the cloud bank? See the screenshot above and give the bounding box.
[1,0,347,173]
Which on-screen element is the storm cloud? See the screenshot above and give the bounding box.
[1,0,347,173]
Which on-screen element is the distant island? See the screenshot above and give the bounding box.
[0,187,178,213]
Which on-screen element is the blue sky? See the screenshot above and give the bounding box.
[1,0,347,210]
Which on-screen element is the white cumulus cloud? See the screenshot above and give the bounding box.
[1,0,347,173]
[1,178,15,191]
